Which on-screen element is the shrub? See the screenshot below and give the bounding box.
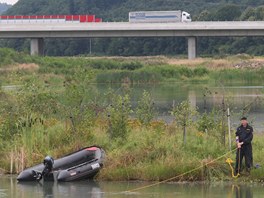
[194,67,209,76]
[136,90,156,125]
[90,59,119,70]
[120,61,143,70]
[96,70,162,84]
[171,100,198,145]
[106,93,132,140]
[197,111,219,133]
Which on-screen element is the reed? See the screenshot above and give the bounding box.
[0,106,263,182]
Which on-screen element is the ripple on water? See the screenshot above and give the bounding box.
[0,189,7,198]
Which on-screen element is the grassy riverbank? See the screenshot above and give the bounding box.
[1,48,264,85]
[1,117,264,182]
[0,48,264,182]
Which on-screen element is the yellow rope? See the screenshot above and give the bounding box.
[125,148,237,193]
[226,148,241,178]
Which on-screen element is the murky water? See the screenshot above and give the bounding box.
[1,176,264,198]
[97,82,264,132]
[3,81,264,131]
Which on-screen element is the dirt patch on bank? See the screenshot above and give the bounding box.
[17,63,39,70]
[68,55,264,69]
[166,58,208,66]
[0,63,39,71]
[233,61,264,69]
[167,57,264,69]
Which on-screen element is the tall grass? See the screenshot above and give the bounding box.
[96,70,163,84]
[96,66,209,84]
[0,48,33,67]
[1,48,264,84]
[95,124,231,181]
[1,48,264,181]
[210,68,264,83]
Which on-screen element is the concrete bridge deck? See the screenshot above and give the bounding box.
[1,21,264,58]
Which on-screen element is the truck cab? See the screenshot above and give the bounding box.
[182,11,191,22]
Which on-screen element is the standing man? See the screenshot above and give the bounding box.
[235,117,253,175]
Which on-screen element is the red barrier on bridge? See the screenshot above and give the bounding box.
[0,15,102,23]
[87,15,95,22]
[80,15,86,22]
[95,18,102,22]
[72,15,80,21]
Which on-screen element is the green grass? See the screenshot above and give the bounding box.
[210,68,264,83]
[0,48,33,67]
[1,110,256,182]
[1,48,264,85]
[1,48,264,181]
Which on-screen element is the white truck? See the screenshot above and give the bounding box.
[129,10,191,23]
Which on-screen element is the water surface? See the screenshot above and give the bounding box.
[1,176,264,198]
[97,81,264,131]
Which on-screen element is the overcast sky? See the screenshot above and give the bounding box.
[0,0,18,5]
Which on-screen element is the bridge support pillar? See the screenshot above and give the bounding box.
[187,37,197,60]
[30,38,44,56]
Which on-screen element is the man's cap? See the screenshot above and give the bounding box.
[240,117,247,120]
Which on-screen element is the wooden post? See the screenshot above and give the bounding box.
[10,150,13,174]
[227,108,232,151]
[221,96,226,146]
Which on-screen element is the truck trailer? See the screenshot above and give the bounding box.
[129,10,191,23]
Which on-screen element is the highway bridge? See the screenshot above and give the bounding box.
[1,21,264,59]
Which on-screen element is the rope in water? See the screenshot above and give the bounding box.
[125,148,238,193]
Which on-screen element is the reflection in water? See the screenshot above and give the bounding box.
[43,182,53,197]
[56,181,102,198]
[97,83,264,132]
[17,181,102,198]
[1,177,264,198]
[233,185,253,198]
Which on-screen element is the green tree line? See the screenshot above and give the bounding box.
[0,3,11,14]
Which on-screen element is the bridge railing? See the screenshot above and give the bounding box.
[0,15,102,24]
